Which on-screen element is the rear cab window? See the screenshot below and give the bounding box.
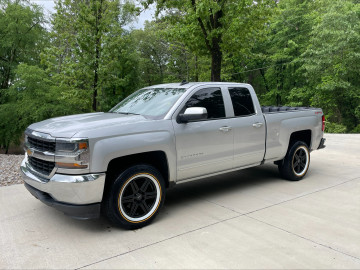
[228,87,255,117]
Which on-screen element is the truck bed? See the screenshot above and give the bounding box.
[261,105,323,162]
[261,106,320,113]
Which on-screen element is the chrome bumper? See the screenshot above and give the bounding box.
[20,158,106,205]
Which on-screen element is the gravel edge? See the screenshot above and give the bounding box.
[0,154,25,187]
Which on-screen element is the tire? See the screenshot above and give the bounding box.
[103,164,165,229]
[278,141,310,181]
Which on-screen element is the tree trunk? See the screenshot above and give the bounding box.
[260,69,269,92]
[210,40,222,81]
[194,55,199,82]
[184,50,189,81]
[210,8,222,82]
[5,142,9,154]
[1,69,10,89]
[1,48,16,89]
[191,0,223,82]
[92,0,102,111]
[276,94,281,106]
[247,71,254,85]
[92,62,98,111]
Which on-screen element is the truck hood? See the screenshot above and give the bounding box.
[28,112,147,138]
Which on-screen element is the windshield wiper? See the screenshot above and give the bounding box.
[116,112,141,115]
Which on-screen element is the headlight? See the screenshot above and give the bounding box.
[55,138,89,169]
[56,139,88,153]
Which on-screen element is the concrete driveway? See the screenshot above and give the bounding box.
[1,134,359,269]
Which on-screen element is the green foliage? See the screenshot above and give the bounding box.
[145,0,275,81]
[1,0,360,152]
[41,0,139,111]
[249,0,360,132]
[0,64,84,149]
[132,22,170,85]
[0,0,46,89]
[351,124,360,133]
[325,122,347,134]
[302,0,360,131]
[131,21,209,85]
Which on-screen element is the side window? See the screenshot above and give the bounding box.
[185,87,225,119]
[228,87,255,117]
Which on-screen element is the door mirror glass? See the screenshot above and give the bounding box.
[178,107,208,123]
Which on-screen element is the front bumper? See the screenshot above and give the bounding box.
[24,183,101,219]
[20,158,106,219]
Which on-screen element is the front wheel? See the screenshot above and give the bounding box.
[103,164,165,229]
[278,141,310,181]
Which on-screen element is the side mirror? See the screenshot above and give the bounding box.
[178,107,208,123]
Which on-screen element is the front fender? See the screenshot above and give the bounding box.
[90,131,177,183]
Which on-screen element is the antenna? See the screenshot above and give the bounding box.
[180,80,189,86]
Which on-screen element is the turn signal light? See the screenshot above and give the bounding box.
[79,142,88,150]
[56,162,88,169]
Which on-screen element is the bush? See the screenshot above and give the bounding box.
[351,124,360,134]
[325,122,347,133]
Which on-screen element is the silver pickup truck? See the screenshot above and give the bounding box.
[20,82,326,229]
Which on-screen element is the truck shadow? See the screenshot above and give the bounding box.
[41,164,282,232]
[164,163,281,208]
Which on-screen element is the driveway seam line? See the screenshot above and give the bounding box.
[244,176,359,215]
[76,177,360,269]
[200,176,359,216]
[245,215,360,262]
[78,177,359,269]
[193,177,360,262]
[76,214,243,269]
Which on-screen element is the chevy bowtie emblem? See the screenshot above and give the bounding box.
[26,148,33,156]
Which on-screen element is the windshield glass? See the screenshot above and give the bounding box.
[109,88,186,119]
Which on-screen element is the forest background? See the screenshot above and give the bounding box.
[0,0,359,153]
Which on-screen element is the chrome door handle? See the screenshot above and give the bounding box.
[252,122,263,128]
[219,126,232,132]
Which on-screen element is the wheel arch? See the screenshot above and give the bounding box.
[103,151,170,198]
[288,129,312,150]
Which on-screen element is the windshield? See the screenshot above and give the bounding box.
[109,88,186,119]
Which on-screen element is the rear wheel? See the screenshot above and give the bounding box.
[278,141,310,181]
[103,164,165,229]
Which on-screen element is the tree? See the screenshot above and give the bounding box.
[0,0,46,91]
[0,64,84,152]
[255,0,359,132]
[132,20,203,85]
[42,0,139,111]
[132,21,170,85]
[144,0,274,81]
[302,0,360,132]
[259,0,317,106]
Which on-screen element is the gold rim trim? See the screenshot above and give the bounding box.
[291,145,309,177]
[117,172,162,224]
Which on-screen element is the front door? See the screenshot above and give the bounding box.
[172,87,234,181]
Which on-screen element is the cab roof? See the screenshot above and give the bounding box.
[147,82,251,89]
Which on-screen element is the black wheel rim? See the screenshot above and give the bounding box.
[293,148,307,174]
[121,177,157,218]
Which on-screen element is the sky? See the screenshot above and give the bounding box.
[30,0,155,29]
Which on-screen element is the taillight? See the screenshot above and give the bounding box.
[322,115,325,131]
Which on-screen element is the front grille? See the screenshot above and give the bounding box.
[28,156,55,176]
[28,136,56,152]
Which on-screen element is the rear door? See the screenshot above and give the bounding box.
[172,87,234,181]
[225,86,266,167]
